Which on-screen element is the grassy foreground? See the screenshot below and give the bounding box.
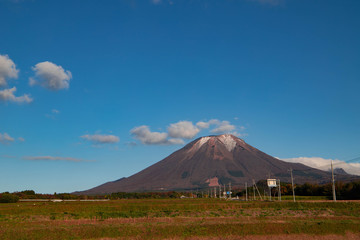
[1,199,360,239]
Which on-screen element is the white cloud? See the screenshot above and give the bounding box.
[281,157,360,176]
[168,121,200,139]
[230,132,248,138]
[0,54,19,87]
[52,109,60,114]
[151,0,161,4]
[168,138,185,145]
[130,125,168,145]
[30,61,72,90]
[210,120,236,134]
[196,121,210,129]
[0,87,33,103]
[81,134,120,144]
[130,126,184,145]
[0,132,15,144]
[18,137,25,142]
[0,54,32,104]
[130,125,184,145]
[131,118,247,145]
[196,119,241,135]
[23,156,93,162]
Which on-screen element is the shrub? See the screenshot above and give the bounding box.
[0,193,19,203]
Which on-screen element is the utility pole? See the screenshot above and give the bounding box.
[268,173,271,201]
[253,179,263,200]
[253,182,256,200]
[229,182,232,199]
[278,179,281,202]
[223,184,226,199]
[269,187,272,201]
[290,168,296,202]
[331,160,336,202]
[264,189,266,201]
[245,182,248,201]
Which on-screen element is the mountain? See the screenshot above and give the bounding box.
[76,134,354,194]
[333,168,348,175]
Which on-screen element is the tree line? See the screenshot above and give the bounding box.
[235,180,360,200]
[1,180,359,203]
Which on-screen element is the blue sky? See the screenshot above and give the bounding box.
[1,0,360,193]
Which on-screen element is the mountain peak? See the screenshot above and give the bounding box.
[217,134,238,152]
[193,134,244,152]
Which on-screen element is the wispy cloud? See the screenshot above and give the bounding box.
[167,138,185,145]
[151,0,161,5]
[0,133,26,144]
[23,156,94,162]
[281,157,360,176]
[81,134,120,144]
[125,141,138,147]
[45,109,60,119]
[30,61,72,91]
[0,132,15,144]
[0,87,33,103]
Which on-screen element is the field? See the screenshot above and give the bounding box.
[1,199,360,239]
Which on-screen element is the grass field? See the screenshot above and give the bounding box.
[1,199,360,239]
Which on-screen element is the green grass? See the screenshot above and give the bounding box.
[0,199,359,239]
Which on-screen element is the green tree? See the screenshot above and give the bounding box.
[0,193,19,203]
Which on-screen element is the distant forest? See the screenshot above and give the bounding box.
[240,180,360,200]
[1,180,360,203]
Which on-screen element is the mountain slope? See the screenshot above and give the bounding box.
[77,134,353,194]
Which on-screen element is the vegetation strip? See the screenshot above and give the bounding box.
[1,199,360,239]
